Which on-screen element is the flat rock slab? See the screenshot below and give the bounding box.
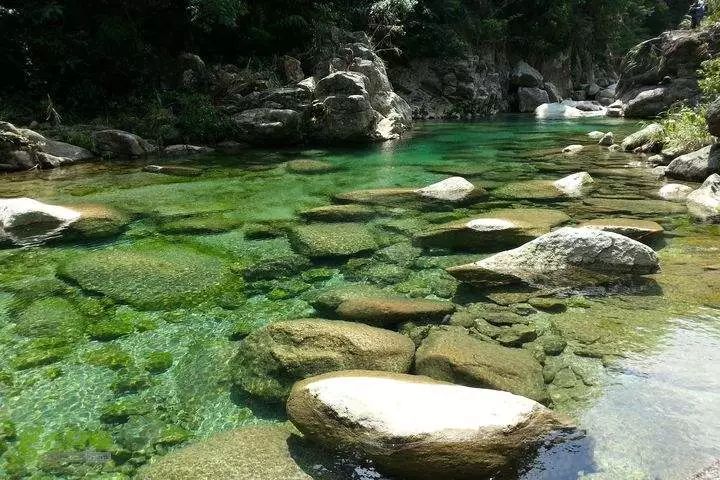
[288,223,379,258]
[287,370,571,480]
[298,204,377,222]
[578,218,664,243]
[333,188,417,206]
[335,296,455,327]
[286,159,337,174]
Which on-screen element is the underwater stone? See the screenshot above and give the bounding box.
[58,240,234,310]
[232,319,415,400]
[84,345,133,370]
[144,351,174,374]
[286,159,337,174]
[577,218,664,243]
[240,254,311,281]
[298,204,377,222]
[288,223,379,258]
[100,397,151,424]
[415,327,548,403]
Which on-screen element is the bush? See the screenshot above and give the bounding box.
[699,57,720,97]
[658,105,713,152]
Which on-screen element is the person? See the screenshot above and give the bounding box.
[691,0,708,29]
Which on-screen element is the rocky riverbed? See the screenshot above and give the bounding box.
[0,117,719,479]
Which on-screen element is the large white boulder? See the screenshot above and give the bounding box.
[535,102,607,119]
[287,370,571,480]
[447,227,660,288]
[0,198,81,246]
[553,172,594,197]
[687,174,720,223]
[415,176,477,202]
[658,183,693,202]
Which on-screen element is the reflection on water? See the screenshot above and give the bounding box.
[523,313,720,479]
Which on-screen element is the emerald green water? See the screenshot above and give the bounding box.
[1,117,720,479]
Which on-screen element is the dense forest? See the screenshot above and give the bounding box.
[0,0,688,123]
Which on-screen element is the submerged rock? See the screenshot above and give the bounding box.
[335,296,455,327]
[415,327,548,403]
[687,174,720,223]
[666,145,720,182]
[288,223,379,258]
[333,188,417,206]
[232,319,415,400]
[412,208,570,251]
[286,159,337,174]
[287,370,571,480]
[495,172,594,201]
[138,424,343,480]
[577,218,664,243]
[298,204,376,222]
[658,183,693,202]
[447,227,660,289]
[142,165,203,177]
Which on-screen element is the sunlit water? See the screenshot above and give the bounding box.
[1,116,719,479]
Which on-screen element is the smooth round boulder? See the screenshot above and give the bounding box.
[587,131,605,140]
[687,174,720,223]
[621,123,663,151]
[415,176,480,203]
[287,370,572,480]
[232,319,415,400]
[447,227,660,289]
[334,296,455,327]
[658,183,693,202]
[553,172,594,197]
[577,218,664,243]
[666,145,720,182]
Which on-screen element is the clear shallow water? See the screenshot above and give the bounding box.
[0,116,719,479]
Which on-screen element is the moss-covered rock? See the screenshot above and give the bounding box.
[110,369,153,394]
[99,397,151,424]
[143,351,174,373]
[60,204,130,241]
[84,345,133,370]
[394,269,459,298]
[11,343,72,370]
[14,297,86,339]
[333,187,418,206]
[342,258,411,285]
[288,223,379,258]
[492,180,567,201]
[87,315,135,341]
[240,254,311,281]
[232,319,416,400]
[157,212,244,234]
[58,239,235,310]
[415,327,549,403]
[373,243,422,266]
[137,424,346,480]
[286,159,337,174]
[309,283,392,315]
[298,204,377,222]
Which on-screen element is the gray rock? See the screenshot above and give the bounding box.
[666,145,720,181]
[232,108,303,145]
[518,87,550,113]
[658,183,693,202]
[511,61,544,87]
[447,227,660,289]
[92,129,157,157]
[283,55,304,83]
[706,96,720,137]
[598,132,614,146]
[687,174,720,222]
[40,140,94,163]
[543,82,562,102]
[621,123,663,151]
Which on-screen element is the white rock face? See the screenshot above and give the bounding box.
[658,183,693,202]
[553,172,594,197]
[587,131,605,140]
[415,176,475,202]
[287,370,570,480]
[0,198,81,246]
[562,145,584,154]
[447,227,660,288]
[535,103,607,119]
[687,174,720,222]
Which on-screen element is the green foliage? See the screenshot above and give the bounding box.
[658,105,713,152]
[699,58,720,96]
